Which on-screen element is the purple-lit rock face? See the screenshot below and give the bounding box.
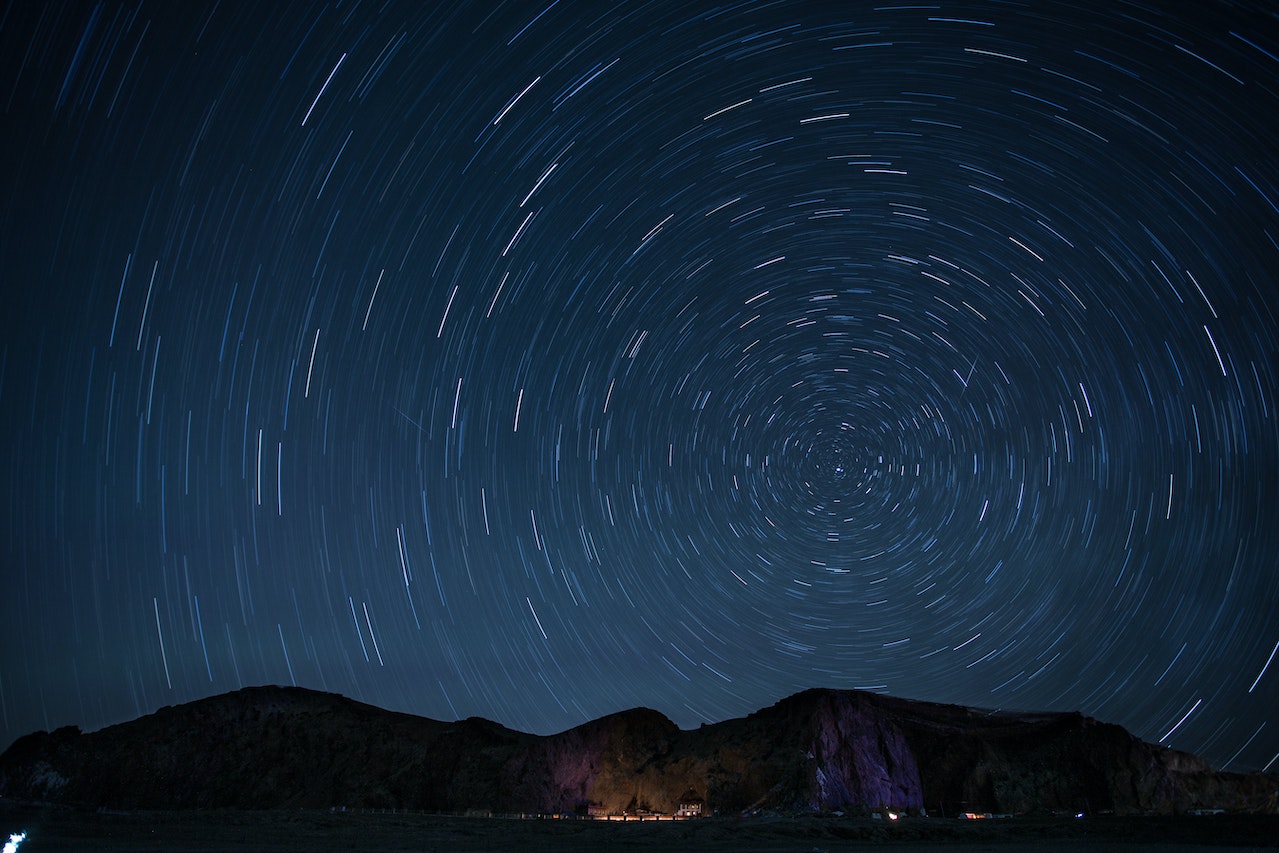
[805,691,925,811]
[0,686,1273,816]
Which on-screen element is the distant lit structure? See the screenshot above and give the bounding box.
[675,798,706,818]
[676,793,704,818]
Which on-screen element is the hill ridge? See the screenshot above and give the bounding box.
[2,685,1273,815]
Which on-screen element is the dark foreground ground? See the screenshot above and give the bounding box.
[2,803,1276,852]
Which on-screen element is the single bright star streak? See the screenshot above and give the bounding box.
[1248,639,1279,693]
[301,52,346,126]
[527,597,548,640]
[1161,698,1203,743]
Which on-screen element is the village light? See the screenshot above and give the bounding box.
[3,831,26,853]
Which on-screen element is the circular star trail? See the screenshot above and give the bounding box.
[1,0,1277,773]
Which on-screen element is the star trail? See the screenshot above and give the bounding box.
[2,0,1277,773]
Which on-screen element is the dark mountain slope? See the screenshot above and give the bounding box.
[2,685,1273,815]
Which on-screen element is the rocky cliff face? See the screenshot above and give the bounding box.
[1,686,1273,816]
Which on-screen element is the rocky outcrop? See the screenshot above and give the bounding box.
[1,686,1273,816]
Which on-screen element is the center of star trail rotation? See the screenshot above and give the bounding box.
[0,0,1277,774]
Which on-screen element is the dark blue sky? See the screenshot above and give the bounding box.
[2,0,1277,773]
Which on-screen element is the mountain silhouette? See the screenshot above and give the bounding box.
[2,686,1273,815]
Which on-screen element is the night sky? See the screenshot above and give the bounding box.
[2,0,1278,774]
